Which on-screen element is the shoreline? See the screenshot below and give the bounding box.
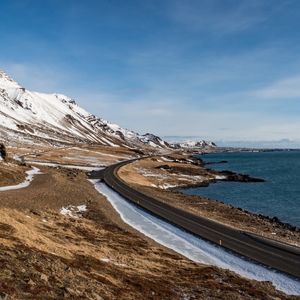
[179,184,300,233]
[188,154,300,232]
[117,154,300,248]
[101,159,300,280]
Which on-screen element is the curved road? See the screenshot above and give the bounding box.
[91,159,300,279]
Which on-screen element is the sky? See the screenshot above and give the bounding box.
[1,0,300,145]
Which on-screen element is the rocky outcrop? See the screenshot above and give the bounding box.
[140,133,171,148]
[214,170,265,182]
[0,143,6,161]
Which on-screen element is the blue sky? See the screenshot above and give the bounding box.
[1,0,300,144]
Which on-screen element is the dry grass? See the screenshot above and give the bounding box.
[0,161,28,186]
[7,144,139,169]
[0,204,293,300]
[0,150,298,299]
[118,156,212,189]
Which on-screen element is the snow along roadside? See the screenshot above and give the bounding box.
[0,167,41,191]
[89,180,300,296]
[26,161,104,171]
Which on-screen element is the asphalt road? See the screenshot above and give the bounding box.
[91,159,300,279]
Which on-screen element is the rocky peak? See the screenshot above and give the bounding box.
[0,69,173,149]
[0,69,21,89]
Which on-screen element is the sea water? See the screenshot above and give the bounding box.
[183,151,300,227]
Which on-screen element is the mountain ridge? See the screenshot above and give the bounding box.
[0,70,172,149]
[0,69,214,150]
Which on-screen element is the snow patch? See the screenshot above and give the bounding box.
[159,183,178,189]
[60,205,87,218]
[215,175,227,180]
[27,161,104,171]
[160,157,174,162]
[0,167,41,191]
[13,154,22,162]
[100,257,126,267]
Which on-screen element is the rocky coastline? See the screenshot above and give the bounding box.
[117,153,300,247]
[180,155,299,233]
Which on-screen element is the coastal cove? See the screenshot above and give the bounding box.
[183,151,300,228]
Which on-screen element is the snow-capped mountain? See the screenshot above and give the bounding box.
[171,140,217,149]
[0,70,170,148]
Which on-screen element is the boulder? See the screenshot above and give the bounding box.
[0,143,6,160]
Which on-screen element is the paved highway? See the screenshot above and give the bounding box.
[91,159,300,279]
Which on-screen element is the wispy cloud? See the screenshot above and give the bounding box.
[253,76,300,99]
[0,62,71,93]
[1,0,300,143]
[169,0,288,33]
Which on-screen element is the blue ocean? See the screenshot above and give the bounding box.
[183,151,300,227]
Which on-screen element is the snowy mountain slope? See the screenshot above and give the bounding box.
[171,140,217,149]
[0,70,170,148]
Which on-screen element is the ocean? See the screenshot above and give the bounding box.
[183,151,300,227]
